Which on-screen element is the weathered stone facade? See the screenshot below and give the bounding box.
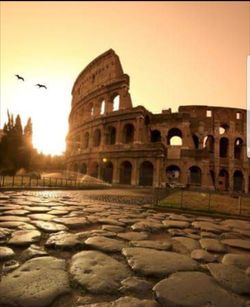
[66,49,250,193]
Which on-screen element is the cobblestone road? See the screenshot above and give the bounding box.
[0,190,249,307]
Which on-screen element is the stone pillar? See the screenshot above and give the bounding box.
[116,121,122,144]
[244,171,249,193]
[134,116,143,144]
[112,160,119,184]
[131,160,139,186]
[106,97,113,113]
[153,159,160,187]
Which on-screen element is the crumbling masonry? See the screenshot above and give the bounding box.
[66,49,250,193]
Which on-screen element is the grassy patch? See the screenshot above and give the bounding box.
[159,190,250,217]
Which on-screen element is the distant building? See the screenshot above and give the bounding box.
[66,49,250,193]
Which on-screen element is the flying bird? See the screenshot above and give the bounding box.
[35,84,47,89]
[15,74,24,81]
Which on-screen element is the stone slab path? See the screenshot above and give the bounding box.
[0,190,249,307]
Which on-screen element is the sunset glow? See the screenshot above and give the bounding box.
[1,2,249,155]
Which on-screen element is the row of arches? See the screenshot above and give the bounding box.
[150,128,244,159]
[72,160,246,192]
[73,160,154,186]
[81,123,135,149]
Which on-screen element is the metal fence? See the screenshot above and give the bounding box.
[154,187,250,217]
[0,175,106,189]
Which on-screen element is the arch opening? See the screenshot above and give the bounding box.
[218,169,229,191]
[123,124,134,144]
[106,126,116,145]
[203,135,214,153]
[80,163,87,174]
[93,129,101,147]
[233,170,244,192]
[234,138,243,159]
[101,161,113,183]
[90,162,99,178]
[167,128,183,146]
[151,130,161,142]
[166,165,181,183]
[113,95,120,111]
[189,166,201,185]
[219,137,229,158]
[119,161,132,184]
[139,161,154,186]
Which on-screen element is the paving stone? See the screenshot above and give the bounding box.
[101,225,125,232]
[0,246,15,260]
[200,238,226,253]
[85,236,126,252]
[0,256,70,307]
[80,296,158,307]
[48,209,69,215]
[167,228,186,237]
[129,240,171,250]
[0,221,36,229]
[122,247,198,277]
[117,231,149,241]
[222,253,250,269]
[53,217,89,228]
[45,231,83,249]
[153,271,245,307]
[28,213,56,221]
[163,220,190,229]
[169,213,193,222]
[31,220,68,232]
[8,229,41,246]
[0,216,30,222]
[3,209,29,215]
[191,249,218,263]
[221,239,250,250]
[222,219,250,231]
[207,263,250,294]
[77,230,117,239]
[0,227,12,240]
[201,231,218,238]
[98,218,125,226]
[119,276,154,294]
[172,237,200,252]
[20,244,48,261]
[192,221,229,233]
[70,250,131,293]
[24,206,51,212]
[131,221,165,232]
[2,259,20,272]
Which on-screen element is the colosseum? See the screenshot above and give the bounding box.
[66,49,250,193]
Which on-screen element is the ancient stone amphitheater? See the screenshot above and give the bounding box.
[66,49,249,193]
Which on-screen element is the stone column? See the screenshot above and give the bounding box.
[153,159,160,187]
[112,160,119,184]
[244,171,249,193]
[134,116,143,144]
[131,160,139,186]
[116,121,122,144]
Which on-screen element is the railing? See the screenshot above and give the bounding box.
[0,175,108,189]
[154,187,250,217]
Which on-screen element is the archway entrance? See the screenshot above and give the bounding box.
[139,161,154,186]
[166,165,181,183]
[119,161,132,184]
[101,161,113,183]
[233,170,244,192]
[189,166,201,185]
[218,169,229,191]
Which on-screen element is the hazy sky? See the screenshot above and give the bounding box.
[1,1,249,154]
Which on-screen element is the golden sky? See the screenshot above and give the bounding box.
[1,1,249,155]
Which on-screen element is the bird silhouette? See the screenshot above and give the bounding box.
[35,84,47,89]
[15,74,24,81]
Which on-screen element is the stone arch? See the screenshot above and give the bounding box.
[106,126,116,145]
[219,123,229,135]
[220,137,229,158]
[93,129,101,147]
[112,94,120,111]
[192,134,199,149]
[218,169,229,191]
[101,161,113,183]
[203,135,214,153]
[151,130,161,142]
[234,138,243,159]
[167,128,183,146]
[119,161,132,184]
[123,123,134,144]
[90,162,99,178]
[189,166,201,185]
[166,165,181,183]
[100,99,105,115]
[139,161,154,186]
[233,170,244,192]
[80,163,87,174]
[83,131,89,149]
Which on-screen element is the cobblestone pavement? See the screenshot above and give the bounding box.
[0,190,249,307]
